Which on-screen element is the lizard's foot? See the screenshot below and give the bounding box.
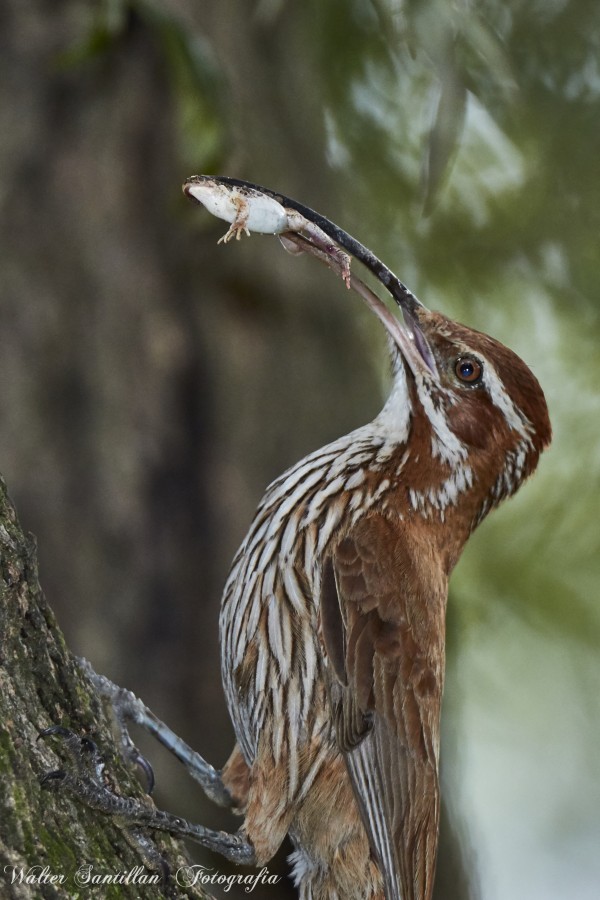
[217,196,250,243]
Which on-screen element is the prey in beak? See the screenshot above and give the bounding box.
[183,175,438,380]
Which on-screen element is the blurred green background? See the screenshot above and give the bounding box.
[0,1,598,898]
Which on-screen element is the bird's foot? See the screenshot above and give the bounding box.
[77,657,232,808]
[38,726,256,866]
[38,726,168,877]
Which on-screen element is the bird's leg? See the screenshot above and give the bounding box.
[38,725,256,866]
[77,657,233,809]
[38,726,168,875]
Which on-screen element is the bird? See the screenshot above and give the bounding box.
[40,177,552,900]
[183,177,552,899]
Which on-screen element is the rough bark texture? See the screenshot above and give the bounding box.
[0,475,210,899]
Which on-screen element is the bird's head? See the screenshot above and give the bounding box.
[377,294,551,537]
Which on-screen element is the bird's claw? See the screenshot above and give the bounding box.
[39,769,67,787]
[75,659,156,794]
[38,724,108,792]
[131,749,155,794]
[37,724,73,741]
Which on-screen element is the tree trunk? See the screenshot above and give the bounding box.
[0,475,210,899]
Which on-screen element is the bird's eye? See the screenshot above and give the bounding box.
[454,357,483,385]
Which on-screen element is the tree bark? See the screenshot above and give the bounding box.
[0,475,210,899]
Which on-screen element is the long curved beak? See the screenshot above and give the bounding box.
[348,271,437,379]
[184,175,437,377]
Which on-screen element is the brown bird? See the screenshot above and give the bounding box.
[182,177,551,899]
[41,177,551,900]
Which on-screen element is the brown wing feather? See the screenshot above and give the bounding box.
[321,512,447,900]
